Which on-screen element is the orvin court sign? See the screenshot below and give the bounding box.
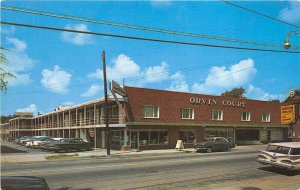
[281,105,296,125]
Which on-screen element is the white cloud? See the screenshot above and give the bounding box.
[88,54,140,81]
[246,84,284,101]
[81,84,101,97]
[6,37,27,52]
[16,104,37,115]
[0,26,15,35]
[87,54,169,85]
[143,61,169,83]
[61,24,93,45]
[4,37,37,87]
[168,71,189,92]
[41,65,72,94]
[8,72,31,86]
[278,1,300,23]
[191,59,256,95]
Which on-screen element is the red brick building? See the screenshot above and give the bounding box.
[6,86,298,150]
[124,86,288,150]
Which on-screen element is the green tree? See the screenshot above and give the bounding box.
[221,87,246,98]
[270,99,280,103]
[0,47,15,93]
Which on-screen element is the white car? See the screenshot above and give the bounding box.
[25,136,49,148]
[257,142,300,170]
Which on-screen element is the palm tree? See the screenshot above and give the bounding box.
[0,47,15,93]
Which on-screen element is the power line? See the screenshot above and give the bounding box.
[221,0,300,29]
[2,5,299,49]
[1,21,300,54]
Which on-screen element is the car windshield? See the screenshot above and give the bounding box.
[205,138,215,142]
[59,139,70,143]
[266,145,278,152]
[266,145,290,154]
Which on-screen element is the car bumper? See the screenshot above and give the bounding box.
[257,158,297,170]
[195,147,207,151]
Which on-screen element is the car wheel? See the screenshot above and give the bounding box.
[206,147,212,153]
[227,147,231,152]
[65,148,71,153]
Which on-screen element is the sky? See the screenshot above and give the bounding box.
[1,1,300,116]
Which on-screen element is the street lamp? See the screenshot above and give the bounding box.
[284,30,300,49]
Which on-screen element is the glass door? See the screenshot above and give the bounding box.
[130,132,138,149]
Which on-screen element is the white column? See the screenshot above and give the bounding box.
[94,104,97,149]
[75,108,78,126]
[84,106,86,127]
[63,111,65,128]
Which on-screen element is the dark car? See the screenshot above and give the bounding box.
[194,137,235,153]
[44,138,91,153]
[1,176,50,190]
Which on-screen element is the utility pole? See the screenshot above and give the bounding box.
[102,51,110,155]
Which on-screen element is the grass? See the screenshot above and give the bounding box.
[46,153,79,160]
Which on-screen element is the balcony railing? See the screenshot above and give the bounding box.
[36,115,125,129]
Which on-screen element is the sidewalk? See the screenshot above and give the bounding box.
[1,144,267,163]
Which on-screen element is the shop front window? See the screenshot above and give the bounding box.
[179,131,196,144]
[138,131,168,145]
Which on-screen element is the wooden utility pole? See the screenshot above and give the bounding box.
[102,51,110,155]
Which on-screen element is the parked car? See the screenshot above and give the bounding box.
[40,138,63,151]
[20,136,38,146]
[43,138,91,153]
[26,136,50,148]
[1,176,50,190]
[14,136,28,144]
[194,137,235,153]
[257,142,300,170]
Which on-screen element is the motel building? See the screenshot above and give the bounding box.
[3,86,300,150]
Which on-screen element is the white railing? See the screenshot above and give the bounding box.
[36,114,125,129]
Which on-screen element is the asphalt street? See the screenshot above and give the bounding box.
[2,150,300,190]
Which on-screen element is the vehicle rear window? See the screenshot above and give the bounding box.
[290,148,300,155]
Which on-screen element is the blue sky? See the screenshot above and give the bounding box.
[1,1,300,116]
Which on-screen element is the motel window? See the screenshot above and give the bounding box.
[212,110,223,121]
[143,105,159,118]
[179,131,196,144]
[262,113,270,122]
[241,112,251,121]
[298,130,300,138]
[180,108,194,119]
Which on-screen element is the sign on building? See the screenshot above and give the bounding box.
[110,80,126,97]
[14,112,33,117]
[281,105,295,124]
[175,140,184,151]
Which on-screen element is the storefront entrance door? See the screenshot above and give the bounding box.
[130,132,138,149]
